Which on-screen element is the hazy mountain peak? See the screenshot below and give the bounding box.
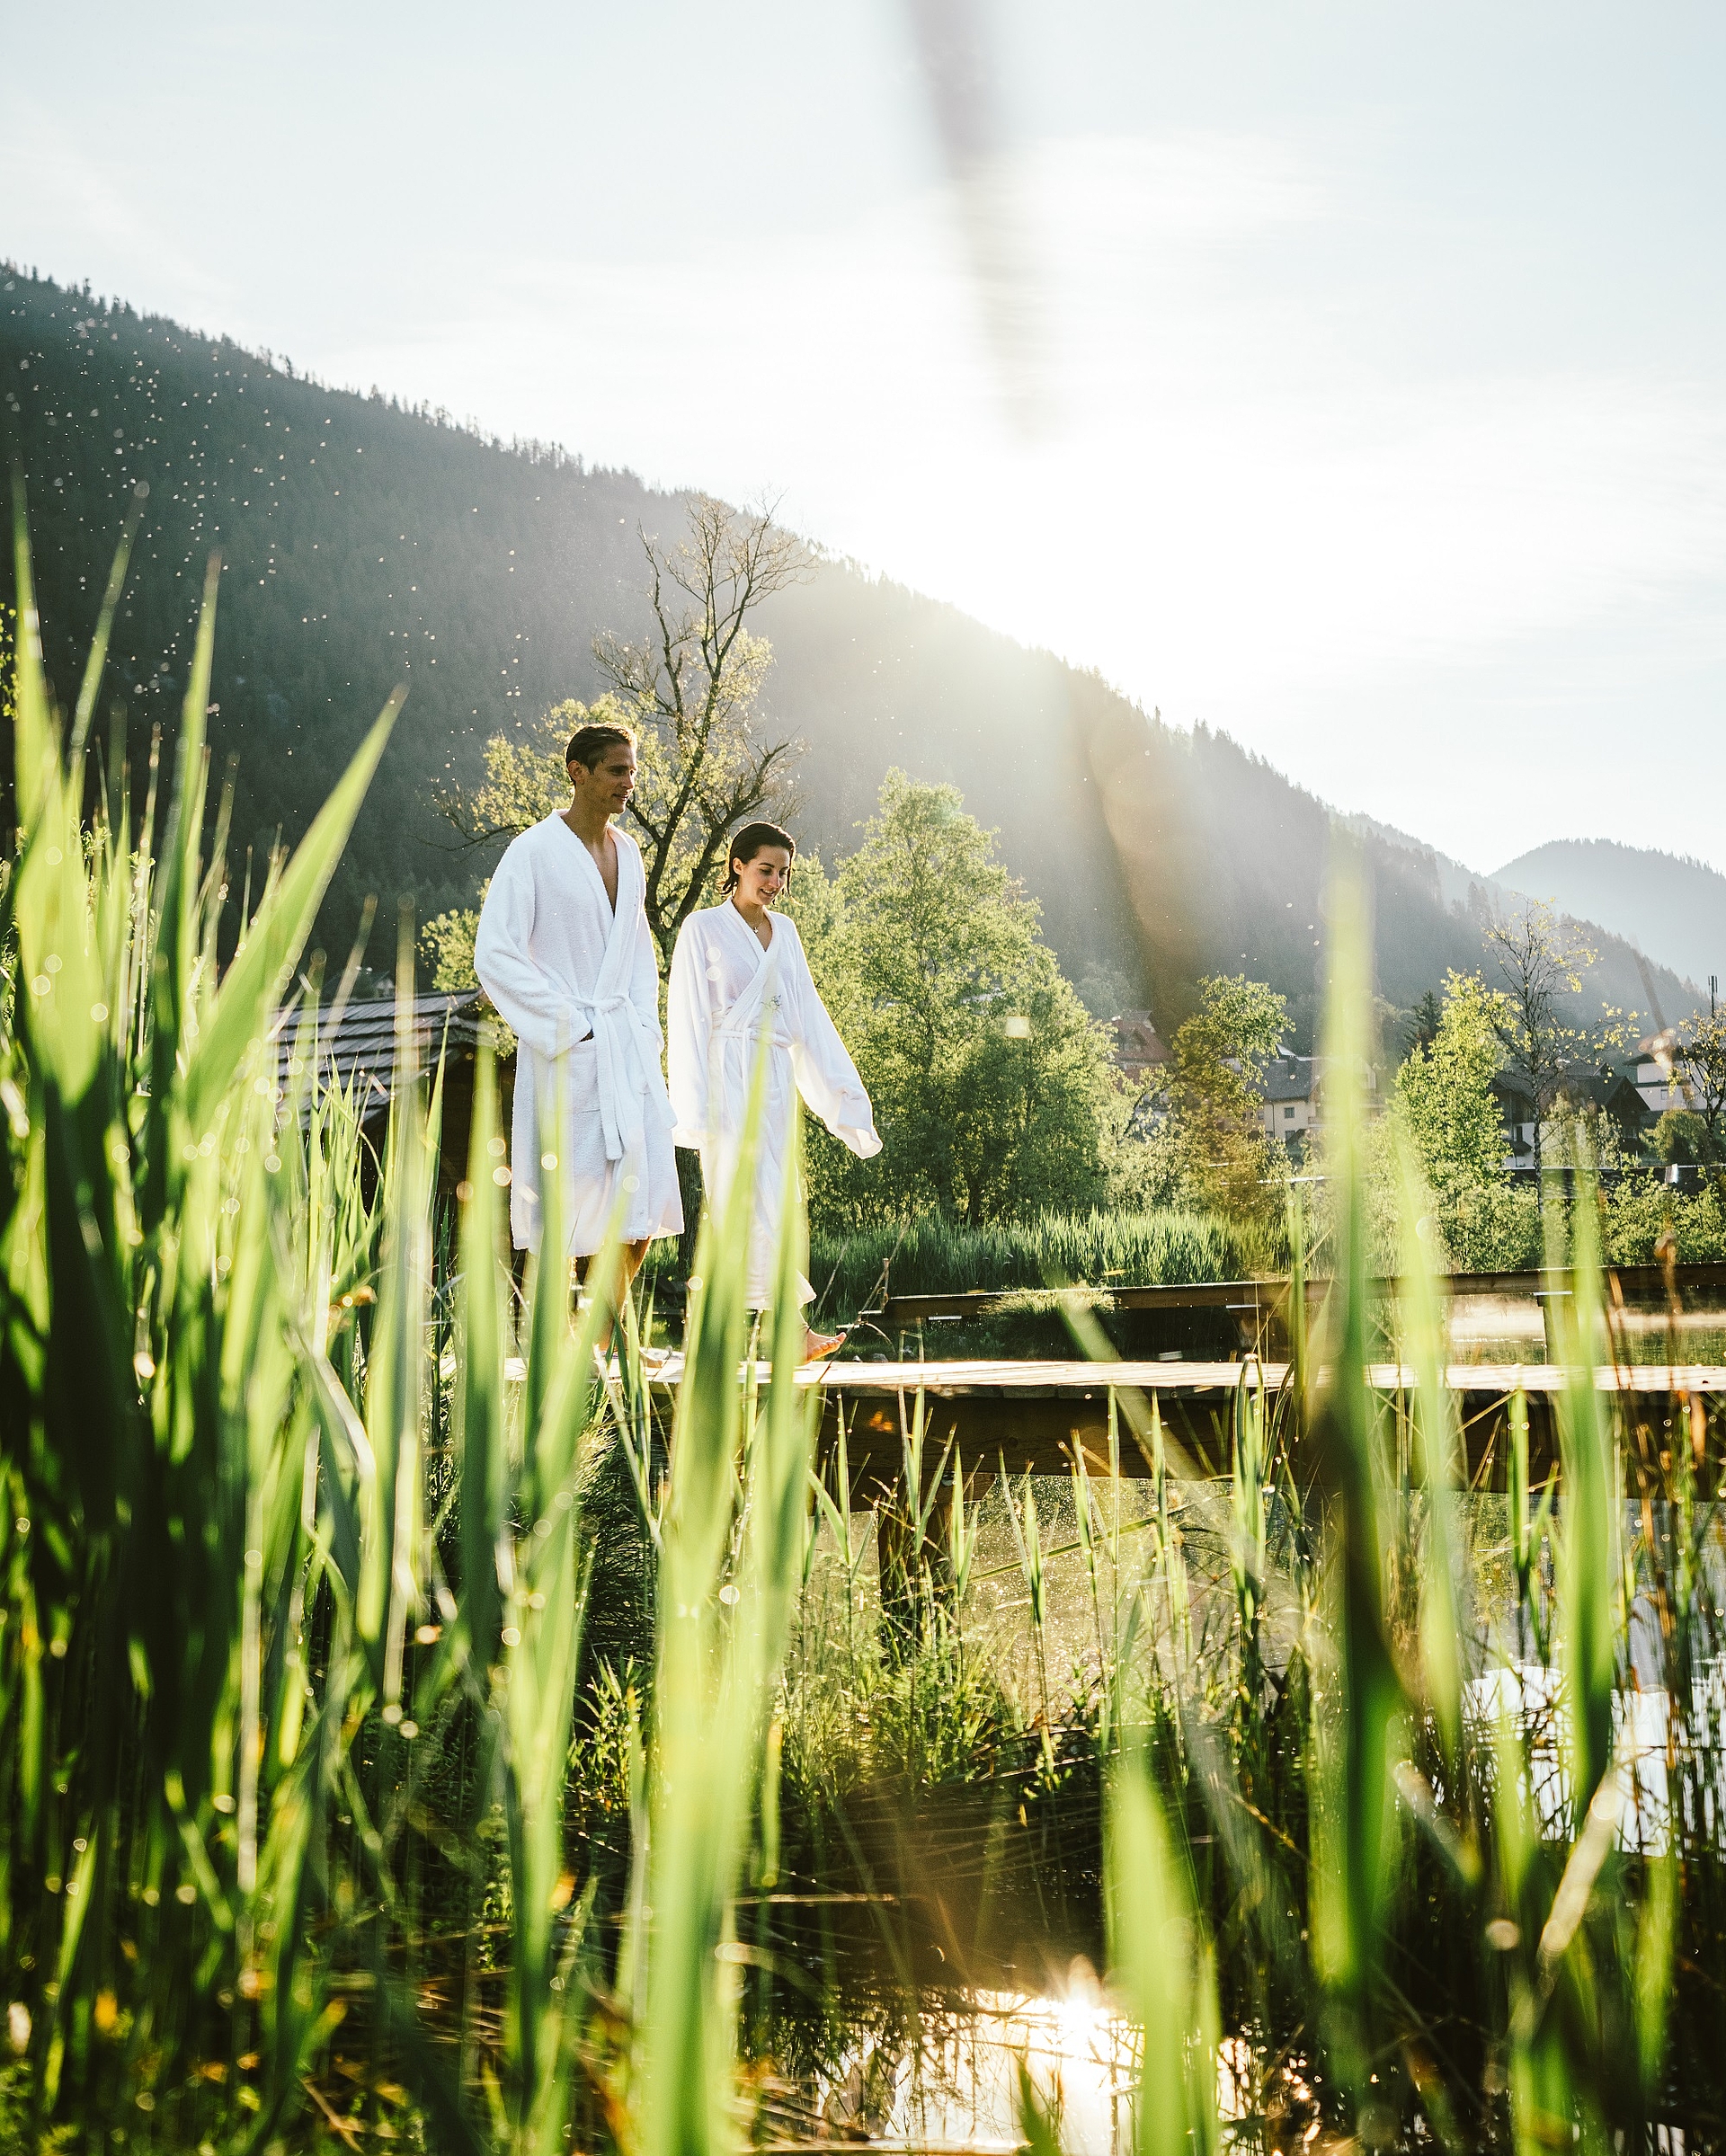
[1491,839,1726,993]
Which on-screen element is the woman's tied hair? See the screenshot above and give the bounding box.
[566,720,636,771]
[722,820,796,896]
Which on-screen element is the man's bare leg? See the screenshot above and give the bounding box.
[574,1238,654,1353]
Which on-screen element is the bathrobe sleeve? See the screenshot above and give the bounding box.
[629,883,664,1053]
[783,921,882,1159]
[667,917,711,1149]
[473,840,583,1060]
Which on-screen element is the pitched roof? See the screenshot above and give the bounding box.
[1493,1060,1648,1119]
[1108,1011,1170,1068]
[271,990,492,1118]
[1260,1053,1315,1105]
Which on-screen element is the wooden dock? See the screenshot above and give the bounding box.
[645,1354,1726,1496]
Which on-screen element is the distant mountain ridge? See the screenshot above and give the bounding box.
[0,266,1700,1049]
[1491,839,1726,998]
[1348,814,1509,916]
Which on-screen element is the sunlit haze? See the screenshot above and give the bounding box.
[5,1,1723,874]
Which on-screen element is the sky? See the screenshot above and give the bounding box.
[5,0,1724,876]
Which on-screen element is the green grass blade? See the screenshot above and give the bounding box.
[1108,1742,1219,2156]
[1308,836,1406,2081]
[458,1039,508,1678]
[184,695,400,1131]
[1392,1131,1466,1762]
[68,491,145,762]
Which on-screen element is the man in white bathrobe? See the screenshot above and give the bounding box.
[473,721,682,1322]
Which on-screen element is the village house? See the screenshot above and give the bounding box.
[1631,1035,1692,1117]
[1107,1017,1379,1154]
[1254,1054,1382,1151]
[1259,1053,1321,1150]
[1494,1060,1648,1171]
[1106,1011,1170,1087]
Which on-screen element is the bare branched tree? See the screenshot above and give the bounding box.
[432,493,811,967]
[1481,900,1601,1173]
[593,494,810,964]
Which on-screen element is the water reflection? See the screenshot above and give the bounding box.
[1442,1295,1726,1365]
[761,1969,1315,2153]
[736,1461,1723,2153]
[829,1968,1129,2156]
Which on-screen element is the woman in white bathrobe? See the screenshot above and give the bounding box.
[668,821,880,1353]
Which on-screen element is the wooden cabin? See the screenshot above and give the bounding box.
[271,989,514,1200]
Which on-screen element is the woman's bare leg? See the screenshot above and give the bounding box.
[741,1308,843,1362]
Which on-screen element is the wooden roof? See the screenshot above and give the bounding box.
[271,990,493,1119]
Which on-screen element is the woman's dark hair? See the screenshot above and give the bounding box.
[722,820,796,896]
[566,720,636,771]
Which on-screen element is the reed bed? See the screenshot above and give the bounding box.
[1,529,1722,2152]
[799,1209,1267,1319]
[0,526,814,2154]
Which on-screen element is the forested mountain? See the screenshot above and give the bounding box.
[1492,839,1726,998]
[1,266,1695,1048]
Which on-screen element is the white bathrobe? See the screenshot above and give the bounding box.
[668,902,880,1306]
[474,813,682,1256]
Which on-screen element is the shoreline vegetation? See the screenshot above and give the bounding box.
[2,536,1722,2153]
[786,1182,1726,1323]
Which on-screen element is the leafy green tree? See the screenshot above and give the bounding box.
[423,901,483,994]
[1136,974,1289,1226]
[1403,988,1444,1055]
[1394,972,1508,1193]
[1677,1005,1726,1163]
[1389,970,1546,1271]
[816,772,1121,1228]
[777,847,846,981]
[1481,899,1637,1171]
[1651,1107,1711,1167]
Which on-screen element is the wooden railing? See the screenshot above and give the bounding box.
[865,1260,1726,1328]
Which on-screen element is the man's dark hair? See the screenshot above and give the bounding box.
[566,720,636,772]
[722,820,796,895]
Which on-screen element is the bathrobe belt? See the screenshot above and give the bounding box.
[570,993,673,1164]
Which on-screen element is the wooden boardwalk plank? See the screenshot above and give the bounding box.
[648,1355,1726,1397]
[641,1354,1723,1494]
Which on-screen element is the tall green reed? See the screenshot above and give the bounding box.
[804,1207,1265,1315]
[630,1084,816,2156]
[1303,850,1406,2093]
[1070,838,1706,2152]
[2,517,822,2155]
[2,516,396,2133]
